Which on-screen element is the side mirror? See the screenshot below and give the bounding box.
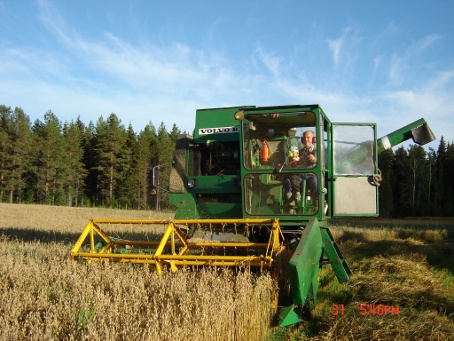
[152,166,160,188]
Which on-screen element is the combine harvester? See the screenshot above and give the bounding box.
[72,104,435,326]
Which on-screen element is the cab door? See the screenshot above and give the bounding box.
[331,123,379,216]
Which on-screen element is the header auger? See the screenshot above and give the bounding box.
[72,104,435,327]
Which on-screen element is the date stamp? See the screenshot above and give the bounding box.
[332,304,400,316]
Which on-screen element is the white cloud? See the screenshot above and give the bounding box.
[371,55,383,83]
[253,45,285,80]
[386,34,442,88]
[405,34,441,57]
[388,54,404,86]
[327,36,343,66]
[381,68,454,146]
[1,0,452,148]
[327,26,360,68]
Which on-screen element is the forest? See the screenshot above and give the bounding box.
[1,104,453,217]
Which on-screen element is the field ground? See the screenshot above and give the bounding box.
[0,203,453,340]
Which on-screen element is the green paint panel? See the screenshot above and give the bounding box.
[169,193,198,220]
[193,107,244,143]
[197,203,243,219]
[288,218,323,305]
[279,305,304,327]
[188,175,240,194]
[320,227,351,282]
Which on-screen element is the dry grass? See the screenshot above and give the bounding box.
[0,204,173,231]
[280,221,454,341]
[309,255,454,341]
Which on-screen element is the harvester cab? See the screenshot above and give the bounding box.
[169,104,434,222]
[72,104,435,327]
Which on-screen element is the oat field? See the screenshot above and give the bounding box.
[0,204,274,341]
[1,203,453,340]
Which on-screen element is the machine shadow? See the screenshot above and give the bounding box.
[0,227,85,245]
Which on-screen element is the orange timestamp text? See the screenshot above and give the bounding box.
[332,304,400,316]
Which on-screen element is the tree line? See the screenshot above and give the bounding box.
[378,137,454,217]
[1,105,453,217]
[0,105,179,210]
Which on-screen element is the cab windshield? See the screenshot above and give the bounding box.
[242,111,317,170]
[242,111,320,216]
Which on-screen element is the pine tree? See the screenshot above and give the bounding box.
[378,149,394,217]
[153,122,176,210]
[4,107,33,203]
[81,121,97,206]
[169,123,181,142]
[426,147,437,214]
[407,144,427,215]
[0,105,11,201]
[433,137,447,215]
[62,120,88,206]
[116,123,137,209]
[133,123,158,209]
[392,146,412,216]
[32,111,65,205]
[94,114,127,207]
[444,142,454,214]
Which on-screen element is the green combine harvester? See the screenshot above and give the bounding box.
[72,104,435,326]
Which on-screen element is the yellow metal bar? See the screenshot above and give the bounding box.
[73,251,273,262]
[71,220,114,254]
[272,219,284,252]
[161,260,273,267]
[171,223,176,255]
[174,218,274,224]
[264,219,283,258]
[89,227,95,251]
[111,240,269,248]
[155,254,272,261]
[71,256,273,268]
[88,218,274,225]
[154,222,173,256]
[91,222,113,244]
[153,222,176,274]
[91,219,173,224]
[71,221,94,253]
[172,224,189,246]
[71,252,274,266]
[155,261,163,274]
[169,260,178,272]
[186,241,269,248]
[172,224,190,255]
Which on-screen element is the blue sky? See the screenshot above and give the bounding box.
[1,0,453,151]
